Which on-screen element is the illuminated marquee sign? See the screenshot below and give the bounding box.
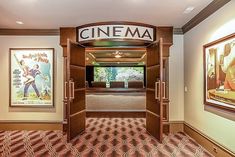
[77,23,155,43]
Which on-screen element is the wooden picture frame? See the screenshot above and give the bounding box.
[9,48,54,108]
[204,33,235,112]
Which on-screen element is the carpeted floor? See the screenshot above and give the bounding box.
[0,118,213,157]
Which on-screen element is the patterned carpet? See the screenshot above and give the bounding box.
[0,118,213,157]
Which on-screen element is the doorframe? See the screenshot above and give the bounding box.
[59,25,173,140]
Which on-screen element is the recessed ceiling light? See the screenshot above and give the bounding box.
[16,21,24,25]
[183,6,195,14]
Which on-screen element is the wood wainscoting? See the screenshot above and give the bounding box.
[0,121,63,131]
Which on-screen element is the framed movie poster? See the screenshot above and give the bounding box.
[10,48,54,107]
[204,33,235,111]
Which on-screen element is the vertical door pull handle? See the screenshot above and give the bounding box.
[162,82,166,99]
[68,80,74,101]
[155,81,160,100]
[71,81,75,99]
[64,81,68,100]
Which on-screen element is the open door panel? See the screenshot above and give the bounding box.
[66,39,86,142]
[146,38,164,142]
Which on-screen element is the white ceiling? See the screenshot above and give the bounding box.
[0,0,212,29]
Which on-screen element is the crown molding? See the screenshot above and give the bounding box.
[182,0,231,34]
[0,29,59,36]
[173,28,183,35]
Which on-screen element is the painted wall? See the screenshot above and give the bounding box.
[169,35,184,121]
[184,1,235,152]
[0,36,63,122]
[0,34,184,122]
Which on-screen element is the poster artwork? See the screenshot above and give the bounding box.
[204,33,235,111]
[10,48,54,107]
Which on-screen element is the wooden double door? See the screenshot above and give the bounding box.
[64,38,165,142]
[65,39,86,141]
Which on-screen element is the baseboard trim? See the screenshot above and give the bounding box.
[184,122,235,157]
[0,121,63,131]
[86,111,146,118]
[168,121,184,133]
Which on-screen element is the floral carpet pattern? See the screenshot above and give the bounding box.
[0,118,213,157]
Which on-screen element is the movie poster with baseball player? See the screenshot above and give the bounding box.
[10,48,54,107]
[204,33,235,111]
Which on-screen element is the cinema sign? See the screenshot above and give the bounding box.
[77,22,156,43]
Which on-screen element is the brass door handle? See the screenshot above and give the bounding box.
[155,81,166,100]
[63,81,68,101]
[71,81,75,99]
[155,81,160,100]
[162,81,166,99]
[69,80,75,101]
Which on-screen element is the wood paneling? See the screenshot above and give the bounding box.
[66,40,86,141]
[70,66,85,88]
[156,27,173,44]
[163,123,170,134]
[169,121,184,133]
[60,23,173,142]
[146,39,163,142]
[146,66,160,88]
[163,103,168,121]
[70,111,86,139]
[60,28,76,46]
[163,44,171,57]
[70,90,86,115]
[146,111,161,139]
[146,90,160,114]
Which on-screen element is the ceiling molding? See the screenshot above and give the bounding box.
[173,28,183,35]
[182,0,231,34]
[0,29,59,36]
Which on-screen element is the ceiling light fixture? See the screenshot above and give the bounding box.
[16,21,24,25]
[183,6,194,14]
[114,51,123,58]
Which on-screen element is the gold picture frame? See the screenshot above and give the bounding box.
[204,33,235,112]
[9,48,54,108]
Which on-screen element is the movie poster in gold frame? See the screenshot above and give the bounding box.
[204,33,235,111]
[10,48,54,107]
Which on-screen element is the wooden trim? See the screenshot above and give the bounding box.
[86,111,146,118]
[0,29,59,36]
[184,122,235,157]
[0,121,63,131]
[168,121,184,133]
[182,0,231,34]
[173,28,183,35]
